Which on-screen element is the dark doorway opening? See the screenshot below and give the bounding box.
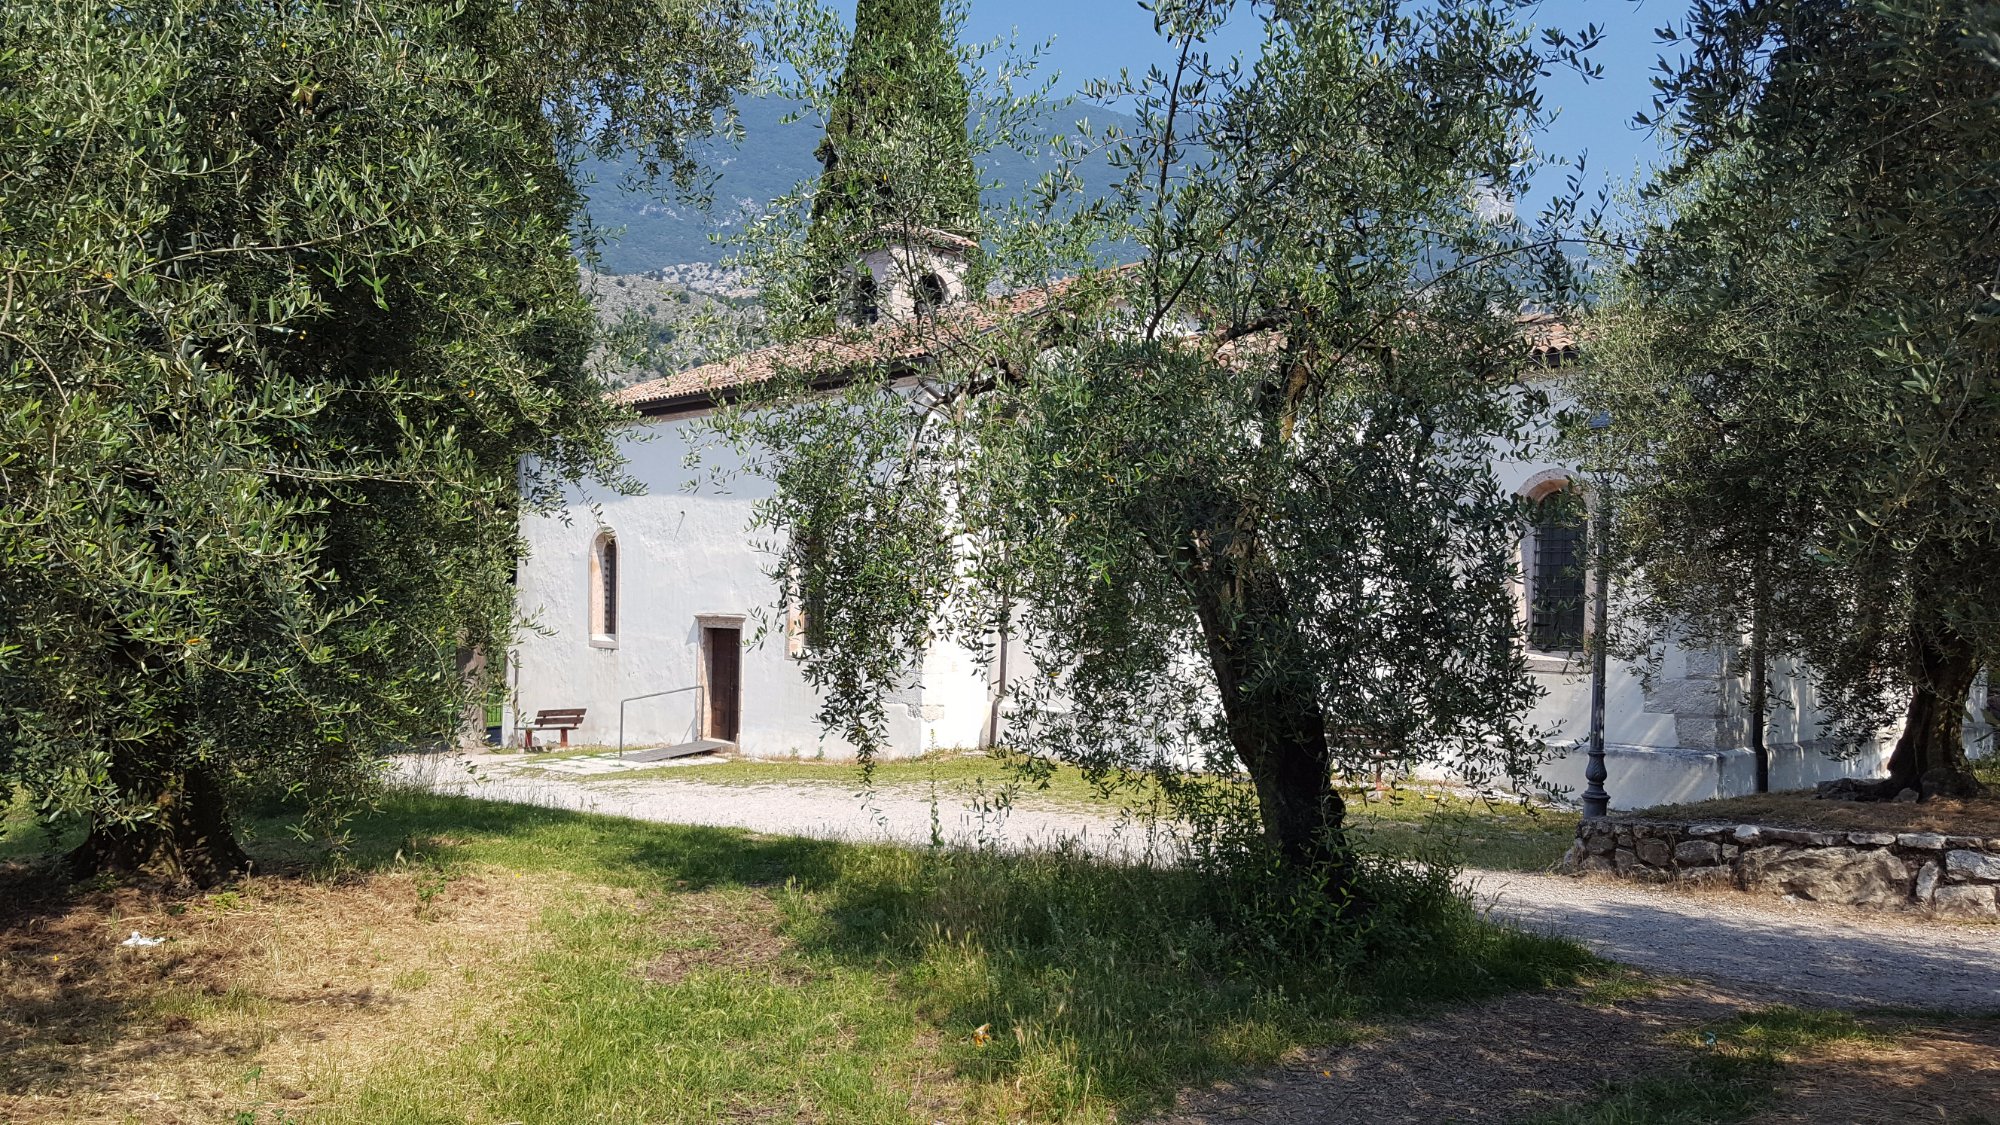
[703,625,742,743]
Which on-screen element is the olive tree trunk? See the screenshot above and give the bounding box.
[1886,622,1986,798]
[1748,570,1771,793]
[1188,566,1347,873]
[71,747,247,885]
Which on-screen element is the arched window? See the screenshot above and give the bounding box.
[915,273,947,319]
[852,272,880,324]
[1527,489,1585,652]
[589,531,618,642]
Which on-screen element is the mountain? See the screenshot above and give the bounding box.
[578,95,1142,275]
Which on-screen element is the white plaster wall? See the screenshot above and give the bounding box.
[919,634,996,751]
[512,372,1974,794]
[1520,739,1896,811]
[512,412,971,759]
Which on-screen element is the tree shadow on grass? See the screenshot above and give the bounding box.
[3,791,1600,1122]
[311,792,1602,1118]
[775,840,1600,1117]
[336,792,1605,1119]
[292,788,853,892]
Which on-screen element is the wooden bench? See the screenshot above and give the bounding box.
[523,707,586,750]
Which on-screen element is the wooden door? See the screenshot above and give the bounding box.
[704,626,741,742]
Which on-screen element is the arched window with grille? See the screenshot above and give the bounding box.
[1527,489,1586,652]
[588,531,618,643]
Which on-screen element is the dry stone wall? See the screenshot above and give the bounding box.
[1561,819,2000,922]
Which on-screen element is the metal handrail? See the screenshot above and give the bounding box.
[617,686,699,757]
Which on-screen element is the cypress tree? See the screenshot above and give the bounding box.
[807,0,978,301]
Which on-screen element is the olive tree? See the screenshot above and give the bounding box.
[1577,1,2000,797]
[0,0,752,879]
[715,0,1595,879]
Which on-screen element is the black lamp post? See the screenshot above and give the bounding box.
[1581,409,1613,819]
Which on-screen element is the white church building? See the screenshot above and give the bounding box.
[503,233,1985,810]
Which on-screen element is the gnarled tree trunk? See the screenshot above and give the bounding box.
[1188,565,1348,874]
[70,749,247,885]
[1886,622,1986,798]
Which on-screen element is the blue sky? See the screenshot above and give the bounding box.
[956,0,1694,212]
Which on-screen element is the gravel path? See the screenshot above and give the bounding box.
[397,752,1169,857]
[1469,870,2000,1011]
[401,752,2000,1012]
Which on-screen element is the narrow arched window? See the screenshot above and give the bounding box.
[589,531,618,641]
[1527,490,1585,652]
[852,272,880,324]
[915,273,947,319]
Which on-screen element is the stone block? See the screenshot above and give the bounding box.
[1687,823,1732,839]
[1915,861,1941,903]
[1581,855,1616,877]
[1682,649,1724,678]
[1722,844,1739,861]
[1739,845,1912,906]
[1637,838,1673,868]
[1673,717,1725,751]
[1613,848,1638,875]
[1675,840,1723,866]
[1847,832,1898,847]
[1680,866,1735,888]
[1931,885,2000,921]
[1585,832,1616,856]
[1945,850,2000,883]
[1650,678,1722,713]
[1765,828,1840,847]
[1896,832,1947,851]
[1946,836,1987,850]
[1734,825,1763,845]
[1894,788,1920,803]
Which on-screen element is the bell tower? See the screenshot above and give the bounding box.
[809,0,978,325]
[846,225,974,324]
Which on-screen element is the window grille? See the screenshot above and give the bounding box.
[1530,503,1585,651]
[852,273,879,324]
[600,537,618,637]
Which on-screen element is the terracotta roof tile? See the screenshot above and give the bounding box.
[614,283,1578,412]
[613,277,1082,412]
[1517,311,1579,357]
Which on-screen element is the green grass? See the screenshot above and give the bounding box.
[0,788,47,860]
[563,748,1116,802]
[562,750,1581,872]
[1344,789,1579,872]
[242,790,1597,1123]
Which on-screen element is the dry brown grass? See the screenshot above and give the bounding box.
[1752,1015,2000,1125]
[0,860,554,1124]
[643,889,805,986]
[1642,791,2000,836]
